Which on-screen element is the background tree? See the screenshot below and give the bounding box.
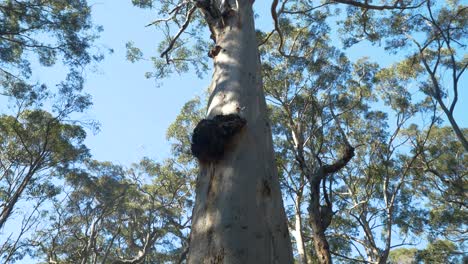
[412,126,467,248]
[0,96,91,261]
[337,0,468,150]
[3,0,462,263]
[30,158,193,264]
[258,16,363,262]
[128,0,466,263]
[29,98,205,264]
[0,1,102,260]
[416,239,464,263]
[388,240,465,264]
[0,0,103,93]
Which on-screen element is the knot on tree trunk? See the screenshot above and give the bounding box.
[208,45,222,58]
[191,114,246,163]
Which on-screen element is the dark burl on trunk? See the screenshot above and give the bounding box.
[191,114,247,163]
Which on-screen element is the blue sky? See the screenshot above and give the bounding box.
[23,0,466,166]
[82,0,209,164]
[78,0,467,167]
[80,0,289,165]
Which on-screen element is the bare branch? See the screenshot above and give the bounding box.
[160,5,197,63]
[331,251,371,263]
[146,1,190,27]
[271,0,285,55]
[320,103,355,175]
[282,3,331,15]
[330,0,426,10]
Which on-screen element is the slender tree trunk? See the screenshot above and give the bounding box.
[187,0,293,263]
[0,166,38,229]
[293,197,308,264]
[438,101,468,152]
[420,53,468,152]
[377,210,393,264]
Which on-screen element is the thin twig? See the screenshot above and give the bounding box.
[160,5,197,63]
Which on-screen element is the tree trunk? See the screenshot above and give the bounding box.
[187,0,294,263]
[0,166,38,229]
[292,197,308,264]
[308,179,332,264]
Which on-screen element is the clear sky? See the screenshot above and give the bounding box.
[34,1,468,166]
[81,0,209,164]
[78,0,288,165]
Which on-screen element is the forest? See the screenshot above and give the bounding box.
[0,0,466,263]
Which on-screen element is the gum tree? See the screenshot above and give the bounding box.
[129,0,467,263]
[30,159,194,263]
[0,0,102,260]
[130,0,293,263]
[0,0,102,229]
[337,0,468,150]
[258,19,363,263]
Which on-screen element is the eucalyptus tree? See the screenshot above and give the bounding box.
[130,0,294,262]
[331,119,430,264]
[327,61,443,263]
[0,103,90,261]
[30,158,194,264]
[336,0,467,151]
[0,0,102,259]
[258,13,461,262]
[0,99,91,227]
[28,98,205,264]
[30,161,128,264]
[411,126,467,247]
[258,15,373,262]
[128,0,466,263]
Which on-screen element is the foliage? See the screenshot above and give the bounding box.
[0,0,103,94]
[256,3,466,262]
[389,247,418,264]
[0,0,103,261]
[0,109,89,262]
[29,97,202,263]
[339,0,468,150]
[416,240,463,263]
[389,240,465,264]
[31,158,193,263]
[128,0,211,80]
[412,127,467,244]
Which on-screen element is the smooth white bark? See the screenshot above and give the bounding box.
[187,1,293,263]
[293,197,308,264]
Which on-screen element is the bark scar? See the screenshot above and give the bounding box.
[208,45,222,58]
[262,180,271,197]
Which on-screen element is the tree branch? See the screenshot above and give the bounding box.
[330,0,426,10]
[160,5,197,63]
